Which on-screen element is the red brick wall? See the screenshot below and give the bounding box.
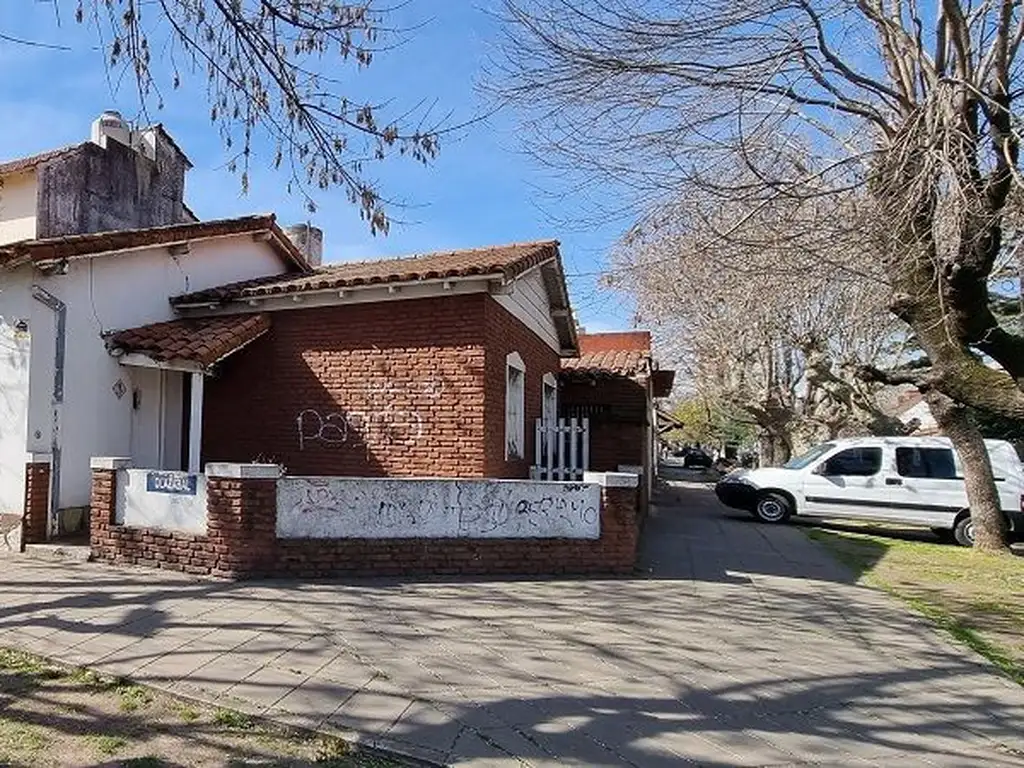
[578,331,651,353]
[89,469,641,578]
[203,294,562,480]
[90,470,277,578]
[202,295,490,478]
[482,299,562,477]
[559,376,650,472]
[22,462,50,546]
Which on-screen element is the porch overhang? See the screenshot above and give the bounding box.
[105,314,270,475]
[106,313,271,373]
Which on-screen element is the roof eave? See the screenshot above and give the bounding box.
[534,249,579,356]
[171,271,504,309]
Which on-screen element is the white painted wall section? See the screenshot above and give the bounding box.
[277,477,601,539]
[32,234,289,508]
[115,468,207,534]
[493,267,562,353]
[0,171,38,244]
[0,272,31,515]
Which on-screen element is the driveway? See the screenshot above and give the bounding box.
[2,478,1024,766]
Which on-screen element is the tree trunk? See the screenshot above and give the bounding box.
[924,391,1009,551]
[759,432,792,467]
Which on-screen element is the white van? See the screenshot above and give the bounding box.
[714,437,1024,546]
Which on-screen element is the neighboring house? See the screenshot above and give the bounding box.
[560,331,674,498]
[0,110,193,243]
[878,386,939,435]
[0,114,581,546]
[0,113,313,539]
[898,398,939,435]
[0,216,310,537]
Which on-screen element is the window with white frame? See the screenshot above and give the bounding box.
[541,373,558,426]
[505,352,526,460]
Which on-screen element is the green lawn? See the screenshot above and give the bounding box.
[0,649,407,767]
[805,526,1024,685]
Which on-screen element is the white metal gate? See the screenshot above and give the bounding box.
[531,417,590,480]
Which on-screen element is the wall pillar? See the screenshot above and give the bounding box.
[89,458,132,560]
[22,455,52,547]
[205,463,281,578]
[585,471,641,574]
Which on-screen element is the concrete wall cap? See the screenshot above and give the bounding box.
[90,457,133,470]
[28,453,53,465]
[583,471,640,488]
[205,463,282,479]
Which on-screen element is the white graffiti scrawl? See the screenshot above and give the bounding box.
[297,377,444,450]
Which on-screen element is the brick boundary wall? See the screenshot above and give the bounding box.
[90,463,279,578]
[89,463,641,578]
[21,460,51,547]
[272,485,638,578]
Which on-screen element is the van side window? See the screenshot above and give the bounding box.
[896,447,958,479]
[822,448,882,477]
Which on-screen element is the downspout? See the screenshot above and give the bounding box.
[31,285,66,539]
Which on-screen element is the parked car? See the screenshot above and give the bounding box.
[681,448,713,469]
[714,436,1024,546]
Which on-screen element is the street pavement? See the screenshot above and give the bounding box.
[2,470,1024,766]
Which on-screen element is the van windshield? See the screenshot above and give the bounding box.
[783,443,836,470]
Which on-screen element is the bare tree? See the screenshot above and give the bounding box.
[16,1,447,233]
[611,177,912,465]
[495,0,1024,549]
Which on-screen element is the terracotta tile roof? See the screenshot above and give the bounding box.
[0,142,89,176]
[107,314,270,369]
[562,348,650,378]
[172,240,560,305]
[0,214,310,272]
[562,331,674,396]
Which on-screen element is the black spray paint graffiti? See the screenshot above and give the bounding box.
[278,479,600,539]
[456,495,599,535]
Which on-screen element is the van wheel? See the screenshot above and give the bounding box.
[754,493,792,524]
[953,514,975,547]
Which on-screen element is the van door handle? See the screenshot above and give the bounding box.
[885,477,903,486]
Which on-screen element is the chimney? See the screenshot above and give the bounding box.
[90,110,131,150]
[284,223,324,267]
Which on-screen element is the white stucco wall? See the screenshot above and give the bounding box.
[277,477,601,539]
[0,172,38,244]
[28,235,289,509]
[116,468,207,534]
[0,268,32,515]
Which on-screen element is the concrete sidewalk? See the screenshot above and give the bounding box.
[2,483,1024,766]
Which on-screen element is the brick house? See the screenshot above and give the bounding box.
[0,112,649,575]
[111,242,579,480]
[561,331,675,496]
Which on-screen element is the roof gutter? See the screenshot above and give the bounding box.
[29,229,279,270]
[172,272,505,310]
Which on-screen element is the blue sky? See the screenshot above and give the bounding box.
[0,2,635,331]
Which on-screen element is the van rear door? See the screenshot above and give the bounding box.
[886,446,965,527]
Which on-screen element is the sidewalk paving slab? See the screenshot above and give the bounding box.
[1,480,1024,766]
